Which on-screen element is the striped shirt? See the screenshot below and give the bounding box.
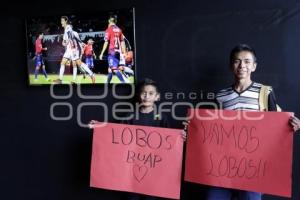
[216,82,277,111]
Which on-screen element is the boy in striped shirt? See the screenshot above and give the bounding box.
[208,44,300,200]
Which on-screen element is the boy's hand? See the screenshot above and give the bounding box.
[289,116,300,132]
[88,120,100,129]
[182,120,190,141]
[181,130,187,141]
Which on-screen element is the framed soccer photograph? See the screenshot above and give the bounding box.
[25,7,136,85]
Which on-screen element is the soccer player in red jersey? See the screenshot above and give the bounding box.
[99,15,126,83]
[83,38,96,70]
[34,32,49,81]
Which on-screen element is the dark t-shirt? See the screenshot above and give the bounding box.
[122,110,169,128]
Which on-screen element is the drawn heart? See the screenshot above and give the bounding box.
[133,164,148,182]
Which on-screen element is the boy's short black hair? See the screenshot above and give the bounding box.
[136,78,159,95]
[230,44,257,64]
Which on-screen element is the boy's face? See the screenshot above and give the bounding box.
[231,51,257,80]
[139,85,159,108]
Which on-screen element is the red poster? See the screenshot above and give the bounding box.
[90,122,184,199]
[184,109,294,197]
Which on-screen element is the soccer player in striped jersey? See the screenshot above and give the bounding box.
[207,44,300,200]
[34,32,49,81]
[99,14,126,83]
[53,16,95,84]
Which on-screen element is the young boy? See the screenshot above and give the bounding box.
[207,44,300,200]
[89,78,169,200]
[122,78,168,127]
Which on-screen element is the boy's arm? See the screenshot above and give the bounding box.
[268,89,278,111]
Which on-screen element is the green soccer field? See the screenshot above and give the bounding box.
[29,74,134,85]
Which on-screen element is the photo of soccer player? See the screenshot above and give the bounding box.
[34,32,50,82]
[99,14,128,84]
[25,8,136,85]
[119,37,134,80]
[53,17,95,84]
[82,38,96,70]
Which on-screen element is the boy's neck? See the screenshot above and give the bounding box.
[234,78,253,92]
[140,106,154,113]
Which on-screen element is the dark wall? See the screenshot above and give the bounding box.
[1,0,300,199]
